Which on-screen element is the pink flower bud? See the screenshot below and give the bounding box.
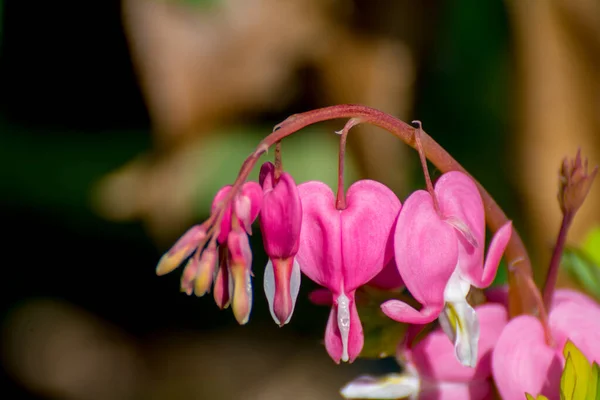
[156,225,206,276]
[259,162,303,326]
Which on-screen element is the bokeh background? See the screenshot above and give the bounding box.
[1,0,599,399]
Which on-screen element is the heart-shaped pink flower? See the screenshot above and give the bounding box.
[296,179,401,363]
[381,171,512,367]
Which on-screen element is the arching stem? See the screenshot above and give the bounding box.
[218,104,536,318]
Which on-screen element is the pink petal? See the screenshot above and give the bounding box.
[341,180,401,291]
[436,171,511,288]
[212,186,234,244]
[367,259,404,290]
[419,380,492,400]
[469,221,512,288]
[309,288,333,306]
[410,304,507,382]
[549,300,600,364]
[486,287,600,311]
[236,182,262,234]
[213,247,231,309]
[381,300,442,324]
[259,170,302,258]
[436,171,485,274]
[325,292,363,363]
[551,288,600,310]
[387,190,458,319]
[492,315,562,400]
[258,161,274,187]
[484,285,508,306]
[296,181,342,291]
[212,183,262,243]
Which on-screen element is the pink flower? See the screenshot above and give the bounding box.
[259,162,303,326]
[156,182,262,325]
[492,289,600,400]
[341,303,507,399]
[296,180,401,363]
[381,171,512,367]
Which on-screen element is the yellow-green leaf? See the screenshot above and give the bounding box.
[561,354,577,400]
[586,362,600,400]
[583,227,600,266]
[562,340,592,399]
[526,393,550,400]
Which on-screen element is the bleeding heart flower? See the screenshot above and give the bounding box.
[492,289,600,400]
[341,303,507,399]
[381,171,512,367]
[259,162,303,326]
[296,179,401,363]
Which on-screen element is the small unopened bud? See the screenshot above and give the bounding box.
[194,246,218,297]
[180,256,199,295]
[558,149,598,215]
[156,225,206,276]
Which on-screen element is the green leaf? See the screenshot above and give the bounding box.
[526,394,549,400]
[561,340,594,400]
[561,247,600,300]
[561,354,576,400]
[583,227,600,266]
[586,362,600,400]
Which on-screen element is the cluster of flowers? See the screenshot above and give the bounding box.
[155,106,598,399]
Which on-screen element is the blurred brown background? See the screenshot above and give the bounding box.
[0,0,598,399]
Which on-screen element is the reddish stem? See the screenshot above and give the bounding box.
[413,120,440,213]
[220,104,535,318]
[335,118,361,210]
[274,141,282,184]
[542,212,574,309]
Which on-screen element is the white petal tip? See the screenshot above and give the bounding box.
[340,374,420,399]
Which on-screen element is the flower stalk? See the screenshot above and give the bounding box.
[221,104,534,318]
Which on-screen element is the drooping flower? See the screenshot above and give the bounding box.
[341,303,507,399]
[492,289,600,400]
[156,181,262,325]
[259,162,303,326]
[381,171,512,367]
[296,179,401,363]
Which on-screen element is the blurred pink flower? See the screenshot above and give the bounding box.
[258,162,303,326]
[341,303,507,399]
[492,289,600,400]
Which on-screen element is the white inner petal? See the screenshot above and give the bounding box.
[441,270,480,367]
[337,293,351,362]
[340,373,420,399]
[443,268,471,303]
[263,258,302,326]
[263,259,278,324]
[439,301,480,368]
[286,258,301,324]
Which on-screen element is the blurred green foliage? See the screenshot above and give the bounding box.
[562,227,600,301]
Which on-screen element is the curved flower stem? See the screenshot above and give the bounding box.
[274,140,283,184]
[413,120,440,214]
[221,104,536,318]
[335,118,362,210]
[542,212,574,309]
